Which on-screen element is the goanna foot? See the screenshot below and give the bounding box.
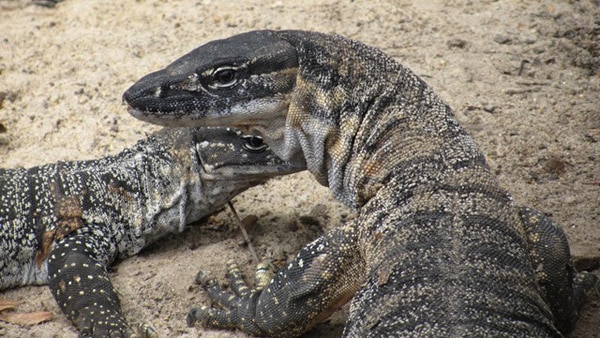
[77,311,157,338]
[186,259,274,335]
[573,271,599,306]
[135,323,159,338]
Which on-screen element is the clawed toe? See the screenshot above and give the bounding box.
[186,306,216,327]
[187,260,273,335]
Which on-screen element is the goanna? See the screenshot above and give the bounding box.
[0,126,303,337]
[124,30,597,337]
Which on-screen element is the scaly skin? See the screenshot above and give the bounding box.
[124,30,597,337]
[0,126,303,337]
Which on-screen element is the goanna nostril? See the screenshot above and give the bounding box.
[152,86,163,98]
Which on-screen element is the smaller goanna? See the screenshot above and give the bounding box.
[0,126,303,337]
[124,30,597,337]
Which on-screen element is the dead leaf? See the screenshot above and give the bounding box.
[0,298,54,326]
[0,299,19,311]
[0,311,54,326]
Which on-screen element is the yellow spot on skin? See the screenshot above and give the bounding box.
[528,232,540,243]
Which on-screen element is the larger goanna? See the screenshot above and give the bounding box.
[124,30,597,337]
[0,126,303,337]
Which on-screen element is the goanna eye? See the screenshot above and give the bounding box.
[241,135,268,153]
[211,66,238,88]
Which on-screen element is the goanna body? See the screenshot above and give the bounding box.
[2,129,199,289]
[0,127,301,337]
[124,30,596,337]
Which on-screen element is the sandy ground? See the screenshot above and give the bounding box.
[0,0,598,337]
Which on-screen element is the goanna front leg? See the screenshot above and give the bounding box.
[48,235,157,338]
[519,207,598,334]
[187,222,365,337]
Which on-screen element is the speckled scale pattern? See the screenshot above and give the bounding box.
[2,129,182,290]
[0,127,302,337]
[123,30,597,337]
